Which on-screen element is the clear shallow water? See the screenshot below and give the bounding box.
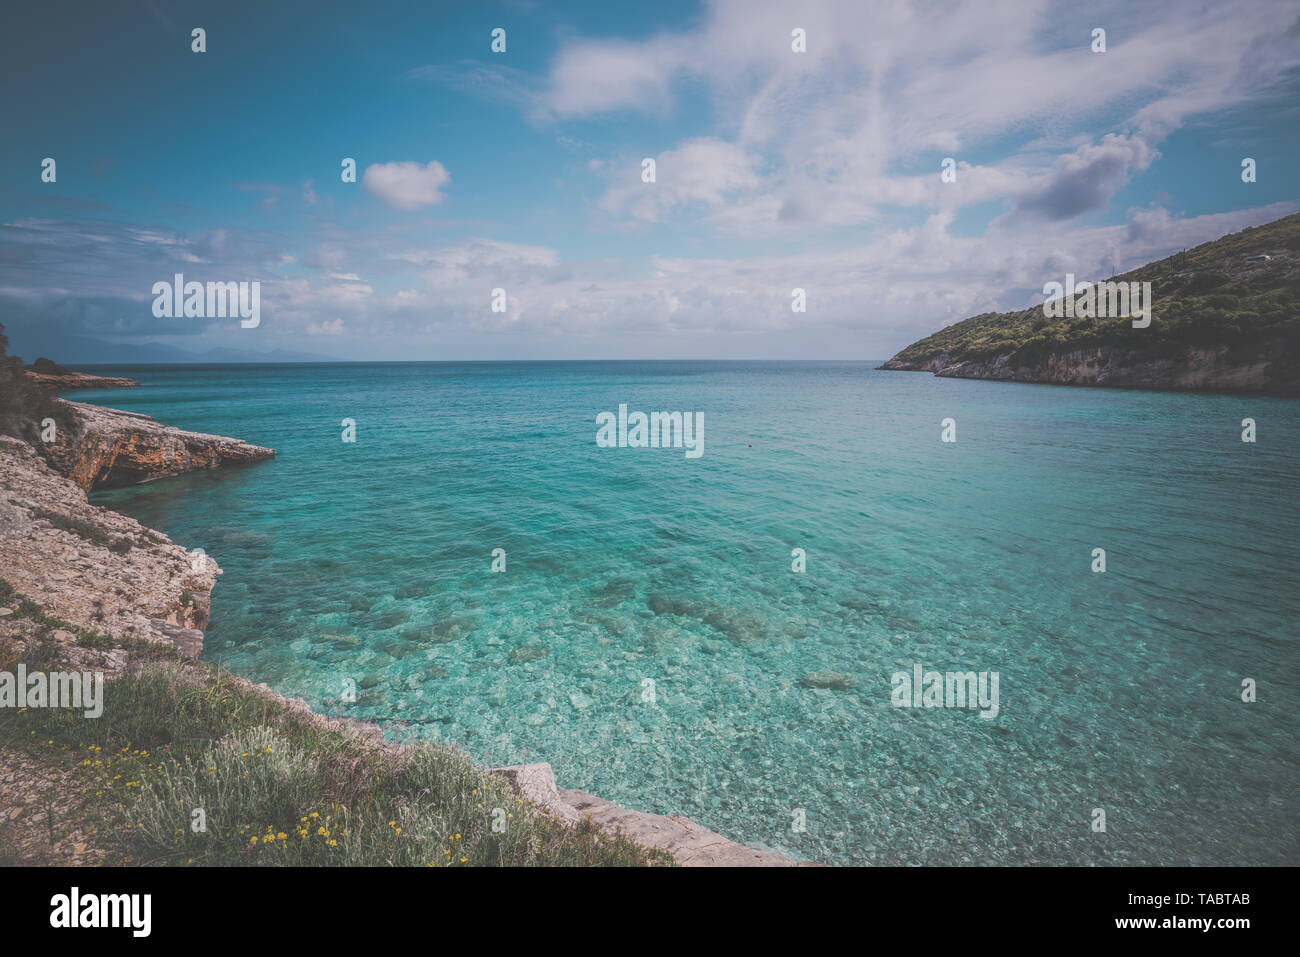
[83,361,1299,865]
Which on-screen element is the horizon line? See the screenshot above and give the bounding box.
[68,357,891,367]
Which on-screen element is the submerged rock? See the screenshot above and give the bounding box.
[799,670,858,691]
[508,644,549,665]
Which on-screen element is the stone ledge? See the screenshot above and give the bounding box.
[490,762,810,866]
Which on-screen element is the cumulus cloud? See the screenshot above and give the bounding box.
[306,317,345,335]
[362,160,451,210]
[598,139,760,223]
[545,0,1300,233]
[1003,133,1160,224]
[544,37,687,118]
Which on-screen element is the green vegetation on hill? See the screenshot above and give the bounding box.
[28,357,73,376]
[887,212,1300,368]
[0,324,76,444]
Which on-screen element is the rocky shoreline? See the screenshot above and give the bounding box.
[42,398,275,491]
[0,366,800,866]
[23,359,141,392]
[877,339,1293,394]
[878,212,1300,396]
[0,434,218,658]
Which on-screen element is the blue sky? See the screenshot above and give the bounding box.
[1,0,1298,361]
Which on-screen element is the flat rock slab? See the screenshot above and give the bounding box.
[148,619,205,658]
[489,762,584,825]
[559,790,809,866]
[490,762,809,866]
[24,369,140,391]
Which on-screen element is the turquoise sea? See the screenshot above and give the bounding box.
[81,361,1299,865]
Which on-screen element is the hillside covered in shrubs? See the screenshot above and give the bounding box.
[880,212,1300,394]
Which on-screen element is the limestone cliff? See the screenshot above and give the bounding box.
[0,435,217,655]
[1,334,274,491]
[37,398,275,492]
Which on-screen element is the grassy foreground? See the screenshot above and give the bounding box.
[0,581,672,867]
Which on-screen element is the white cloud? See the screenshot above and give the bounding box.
[8,0,1300,360]
[5,200,1296,358]
[598,139,760,223]
[1000,133,1160,224]
[543,37,686,118]
[362,160,451,210]
[551,0,1300,233]
[357,201,1298,350]
[306,317,345,336]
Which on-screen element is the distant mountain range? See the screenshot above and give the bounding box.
[880,212,1300,395]
[3,330,335,365]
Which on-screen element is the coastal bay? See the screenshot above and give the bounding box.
[71,359,1300,866]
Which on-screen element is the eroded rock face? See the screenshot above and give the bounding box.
[0,435,218,652]
[39,398,274,491]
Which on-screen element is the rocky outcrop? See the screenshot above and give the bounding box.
[39,398,274,491]
[25,371,141,390]
[488,762,806,865]
[2,338,273,492]
[23,358,140,391]
[558,788,810,866]
[0,435,217,653]
[489,763,585,825]
[879,339,1294,394]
